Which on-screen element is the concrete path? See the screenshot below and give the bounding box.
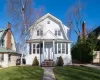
[42,67,56,80]
[84,64,100,69]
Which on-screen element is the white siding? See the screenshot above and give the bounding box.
[30,17,67,39]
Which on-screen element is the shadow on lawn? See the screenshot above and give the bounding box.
[54,66,100,80]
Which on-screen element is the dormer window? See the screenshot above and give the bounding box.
[37,30,43,36]
[55,30,61,36]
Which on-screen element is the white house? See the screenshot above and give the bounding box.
[0,23,21,67]
[25,13,72,66]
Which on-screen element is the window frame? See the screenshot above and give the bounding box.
[8,54,11,62]
[37,30,43,36]
[0,54,4,62]
[55,29,61,36]
[62,43,65,54]
[58,43,61,54]
[33,44,36,54]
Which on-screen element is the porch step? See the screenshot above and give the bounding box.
[41,60,55,67]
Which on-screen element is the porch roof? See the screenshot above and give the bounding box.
[26,39,73,43]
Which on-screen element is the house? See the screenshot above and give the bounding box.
[88,26,100,63]
[0,23,21,67]
[25,13,72,66]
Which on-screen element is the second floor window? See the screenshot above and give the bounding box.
[37,30,43,36]
[55,30,61,36]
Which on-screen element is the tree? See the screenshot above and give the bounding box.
[7,0,45,64]
[32,56,39,66]
[57,56,64,66]
[71,32,98,63]
[67,0,85,39]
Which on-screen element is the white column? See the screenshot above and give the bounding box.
[53,40,55,60]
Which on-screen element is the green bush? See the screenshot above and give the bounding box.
[32,56,39,66]
[57,56,64,66]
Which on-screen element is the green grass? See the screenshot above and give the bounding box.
[0,66,43,80]
[54,66,100,80]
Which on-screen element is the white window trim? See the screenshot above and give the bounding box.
[55,29,61,36]
[32,43,40,54]
[57,43,66,54]
[37,29,43,36]
[62,43,66,54]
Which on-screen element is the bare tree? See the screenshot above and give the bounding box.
[7,0,45,64]
[67,0,85,39]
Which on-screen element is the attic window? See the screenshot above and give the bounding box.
[47,21,50,24]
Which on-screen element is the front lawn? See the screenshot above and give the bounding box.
[54,66,100,80]
[0,66,43,80]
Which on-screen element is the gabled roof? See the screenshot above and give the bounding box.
[29,13,69,40]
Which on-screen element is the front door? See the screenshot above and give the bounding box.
[45,43,53,60]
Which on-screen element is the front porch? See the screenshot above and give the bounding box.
[26,39,72,66]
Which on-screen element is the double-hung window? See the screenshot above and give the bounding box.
[33,44,35,54]
[58,43,61,54]
[0,54,4,62]
[33,43,40,54]
[62,43,65,54]
[37,30,43,36]
[37,44,40,54]
[55,30,61,36]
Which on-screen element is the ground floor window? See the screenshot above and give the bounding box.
[8,54,11,62]
[62,43,65,54]
[0,54,4,62]
[58,43,61,54]
[33,43,40,54]
[57,43,66,54]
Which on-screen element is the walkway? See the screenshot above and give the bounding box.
[42,67,56,80]
[84,64,100,69]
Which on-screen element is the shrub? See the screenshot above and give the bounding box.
[32,56,39,66]
[57,56,64,66]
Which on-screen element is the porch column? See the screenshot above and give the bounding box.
[43,40,45,60]
[53,40,55,59]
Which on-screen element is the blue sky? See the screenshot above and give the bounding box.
[0,0,100,43]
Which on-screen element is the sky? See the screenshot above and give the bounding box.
[0,0,100,43]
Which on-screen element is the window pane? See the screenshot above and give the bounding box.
[37,49,39,54]
[29,43,31,54]
[1,54,4,61]
[58,43,61,53]
[33,44,35,48]
[37,30,39,36]
[55,30,57,36]
[62,43,65,49]
[40,30,43,36]
[8,54,11,62]
[37,44,40,48]
[58,49,61,53]
[58,43,61,48]
[58,30,61,36]
[33,49,35,54]
[62,43,65,53]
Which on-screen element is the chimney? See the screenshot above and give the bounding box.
[82,21,86,38]
[6,22,12,49]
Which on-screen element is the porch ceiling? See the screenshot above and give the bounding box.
[26,39,73,43]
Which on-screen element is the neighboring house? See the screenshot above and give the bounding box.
[88,26,100,63]
[0,23,20,67]
[25,13,72,66]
